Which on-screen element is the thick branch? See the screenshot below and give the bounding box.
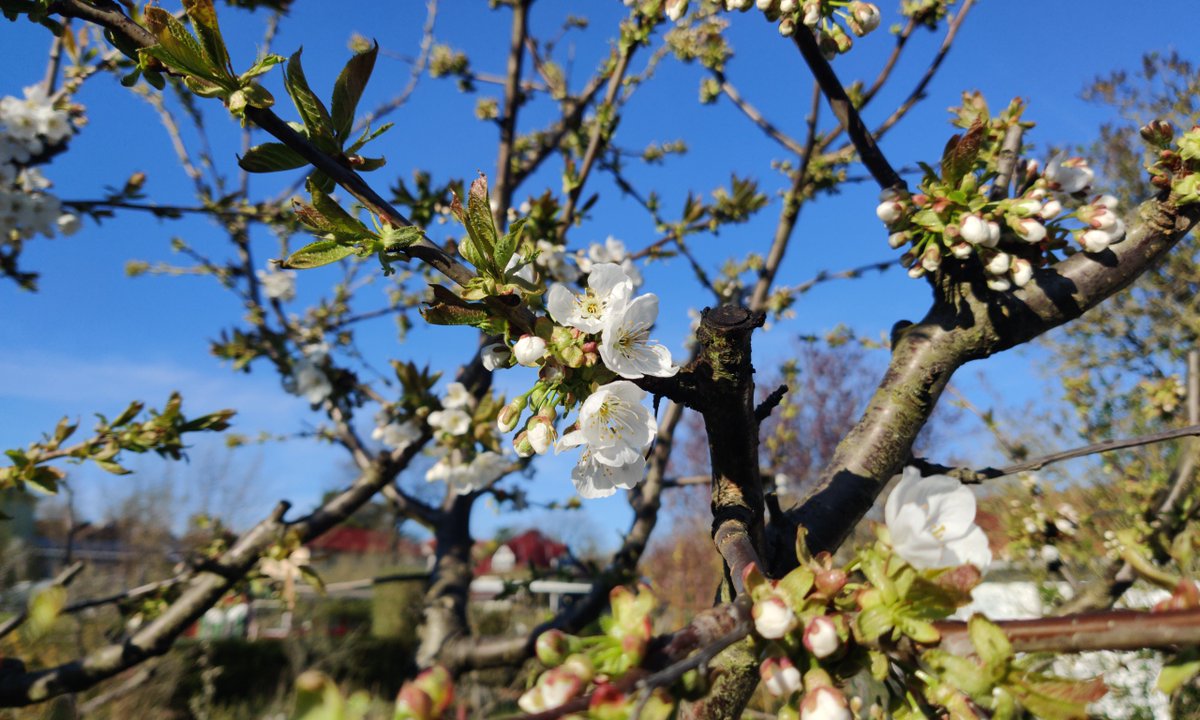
[782,192,1200,557]
[936,607,1200,656]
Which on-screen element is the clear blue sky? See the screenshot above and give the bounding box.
[2,1,1194,548]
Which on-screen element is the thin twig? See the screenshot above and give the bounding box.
[716,71,806,156]
[915,423,1200,484]
[0,561,84,640]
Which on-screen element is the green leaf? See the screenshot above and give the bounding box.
[331,41,378,142]
[239,53,285,82]
[143,7,225,84]
[1007,674,1106,720]
[923,650,993,698]
[239,142,307,173]
[281,239,357,270]
[25,466,64,494]
[28,584,66,637]
[345,121,393,154]
[494,217,526,273]
[310,187,372,240]
[94,459,131,475]
[968,614,1013,671]
[182,0,231,77]
[1159,649,1200,694]
[285,49,335,145]
[464,175,499,271]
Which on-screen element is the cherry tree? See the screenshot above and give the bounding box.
[2,1,1200,718]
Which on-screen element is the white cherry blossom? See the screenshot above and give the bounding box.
[442,381,471,409]
[513,334,547,366]
[428,408,471,436]
[559,380,656,468]
[570,450,646,499]
[546,262,633,333]
[256,266,296,301]
[292,358,332,405]
[599,294,679,379]
[481,343,511,371]
[884,467,992,572]
[372,419,421,450]
[1045,155,1094,193]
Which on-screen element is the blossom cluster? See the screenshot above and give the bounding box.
[485,259,676,498]
[520,585,672,717]
[757,0,881,53]
[0,85,81,241]
[742,469,994,719]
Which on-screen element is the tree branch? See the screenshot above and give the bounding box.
[913,422,1200,484]
[781,191,1200,557]
[791,30,901,190]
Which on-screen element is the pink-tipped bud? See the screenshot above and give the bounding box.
[803,615,841,659]
[800,686,853,720]
[814,568,847,596]
[761,657,803,697]
[535,629,570,667]
[959,214,989,245]
[752,595,797,639]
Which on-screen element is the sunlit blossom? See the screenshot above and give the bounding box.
[884,467,992,571]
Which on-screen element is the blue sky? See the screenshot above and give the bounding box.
[2,1,1195,549]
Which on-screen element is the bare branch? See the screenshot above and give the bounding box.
[914,422,1200,484]
[791,30,901,190]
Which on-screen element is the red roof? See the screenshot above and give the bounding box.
[308,527,417,556]
[475,529,568,574]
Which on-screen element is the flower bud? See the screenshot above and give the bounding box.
[959,214,988,244]
[985,252,1010,275]
[666,0,689,21]
[800,686,853,720]
[757,0,777,9]
[887,231,909,249]
[528,419,556,455]
[949,242,972,259]
[986,276,1012,292]
[847,2,880,36]
[514,431,535,457]
[1140,119,1174,147]
[802,615,841,659]
[778,16,796,35]
[395,684,434,720]
[497,396,527,432]
[761,657,802,697]
[802,0,821,26]
[875,200,904,225]
[985,220,1001,247]
[1015,218,1047,244]
[920,245,941,272]
[540,363,565,384]
[814,567,847,596]
[535,629,570,667]
[1039,199,1062,219]
[780,0,797,11]
[1080,228,1113,253]
[1011,257,1033,288]
[514,334,547,366]
[481,343,511,371]
[752,595,797,639]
